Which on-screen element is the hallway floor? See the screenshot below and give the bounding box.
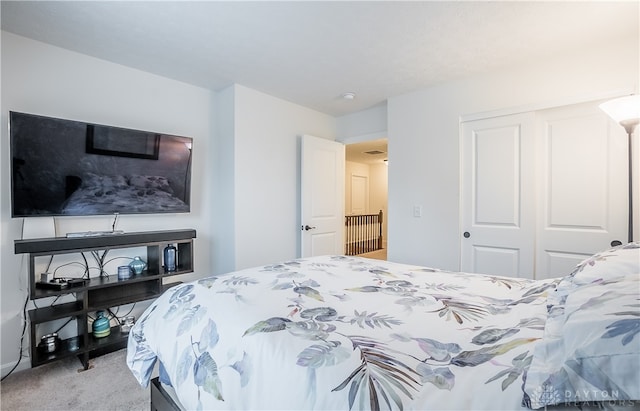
[358,248,387,260]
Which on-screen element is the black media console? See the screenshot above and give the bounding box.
[14,229,196,370]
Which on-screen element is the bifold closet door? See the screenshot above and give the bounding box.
[535,101,628,279]
[460,113,537,279]
[461,101,628,280]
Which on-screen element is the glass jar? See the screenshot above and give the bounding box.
[120,316,135,334]
[117,265,132,280]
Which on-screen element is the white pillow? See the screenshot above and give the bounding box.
[523,243,640,409]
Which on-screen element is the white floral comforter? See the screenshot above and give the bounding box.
[127,256,555,410]
[126,247,639,410]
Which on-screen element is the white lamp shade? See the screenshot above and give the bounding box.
[599,95,640,124]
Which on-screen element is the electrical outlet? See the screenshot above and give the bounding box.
[413,205,422,218]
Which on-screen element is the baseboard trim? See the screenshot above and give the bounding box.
[1,357,31,378]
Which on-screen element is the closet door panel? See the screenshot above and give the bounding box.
[471,246,521,277]
[544,250,594,279]
[536,102,627,279]
[461,113,536,278]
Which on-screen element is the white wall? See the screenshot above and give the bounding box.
[337,103,387,143]
[211,86,236,275]
[217,84,336,271]
[388,37,639,269]
[0,32,214,373]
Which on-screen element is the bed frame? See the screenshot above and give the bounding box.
[150,377,181,411]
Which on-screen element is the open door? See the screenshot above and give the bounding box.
[300,135,345,257]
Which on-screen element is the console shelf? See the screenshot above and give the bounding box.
[15,229,196,369]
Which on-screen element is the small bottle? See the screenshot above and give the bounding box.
[164,244,177,272]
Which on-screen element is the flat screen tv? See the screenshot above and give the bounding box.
[10,111,193,217]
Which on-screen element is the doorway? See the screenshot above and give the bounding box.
[345,138,388,259]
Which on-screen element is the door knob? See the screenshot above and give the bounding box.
[463,232,471,238]
[303,225,317,231]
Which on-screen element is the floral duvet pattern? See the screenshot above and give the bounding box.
[128,255,562,410]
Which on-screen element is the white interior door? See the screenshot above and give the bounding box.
[350,174,368,214]
[300,135,345,257]
[461,113,537,278]
[535,101,628,278]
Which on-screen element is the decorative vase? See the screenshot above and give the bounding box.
[92,310,111,339]
[129,256,147,275]
[163,244,177,272]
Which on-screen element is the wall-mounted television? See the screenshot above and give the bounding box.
[10,111,193,218]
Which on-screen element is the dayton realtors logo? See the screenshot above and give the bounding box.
[533,383,562,407]
[533,384,636,409]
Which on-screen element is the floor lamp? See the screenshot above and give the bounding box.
[599,95,640,244]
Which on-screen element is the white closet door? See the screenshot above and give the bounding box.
[461,101,629,280]
[535,102,628,279]
[460,113,537,278]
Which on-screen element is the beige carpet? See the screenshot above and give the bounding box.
[0,349,152,410]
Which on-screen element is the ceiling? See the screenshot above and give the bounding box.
[345,138,388,164]
[2,1,638,119]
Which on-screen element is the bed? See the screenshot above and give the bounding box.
[127,243,639,410]
[62,173,189,214]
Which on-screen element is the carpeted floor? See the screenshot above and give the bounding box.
[0,349,153,410]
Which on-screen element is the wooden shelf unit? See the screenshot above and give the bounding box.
[15,229,196,369]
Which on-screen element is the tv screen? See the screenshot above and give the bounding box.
[10,111,193,217]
